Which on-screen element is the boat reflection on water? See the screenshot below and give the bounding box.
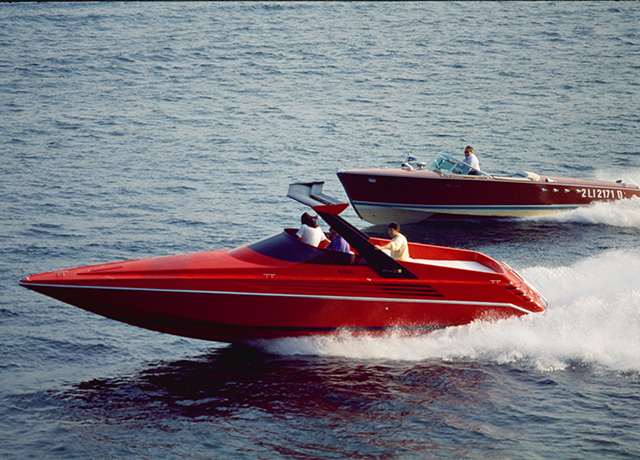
[62,344,493,456]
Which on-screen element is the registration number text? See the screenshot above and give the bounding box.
[581,188,623,199]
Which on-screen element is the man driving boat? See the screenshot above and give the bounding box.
[463,145,480,172]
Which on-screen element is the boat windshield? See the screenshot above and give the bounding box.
[246,230,367,266]
[427,153,489,177]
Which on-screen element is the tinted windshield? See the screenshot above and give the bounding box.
[247,230,366,265]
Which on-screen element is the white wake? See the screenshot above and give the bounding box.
[260,249,640,374]
[529,196,640,228]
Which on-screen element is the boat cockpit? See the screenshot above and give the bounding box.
[245,229,367,266]
[405,154,541,182]
[426,154,490,177]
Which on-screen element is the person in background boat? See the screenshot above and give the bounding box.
[326,227,352,253]
[296,212,330,247]
[374,222,409,261]
[463,145,480,173]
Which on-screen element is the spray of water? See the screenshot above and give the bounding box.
[260,249,640,374]
[594,168,640,188]
[532,196,640,228]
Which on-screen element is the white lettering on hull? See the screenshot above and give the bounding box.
[579,188,623,200]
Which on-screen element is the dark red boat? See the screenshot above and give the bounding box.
[338,154,640,224]
[19,182,547,343]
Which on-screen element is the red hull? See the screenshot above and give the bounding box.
[19,182,547,343]
[338,168,640,224]
[20,234,546,343]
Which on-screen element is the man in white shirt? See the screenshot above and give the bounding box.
[296,212,329,247]
[463,145,480,171]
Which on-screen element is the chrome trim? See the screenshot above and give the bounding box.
[19,281,537,314]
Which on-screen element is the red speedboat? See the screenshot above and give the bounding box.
[19,182,547,343]
[338,154,640,224]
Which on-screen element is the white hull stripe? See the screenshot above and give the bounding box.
[352,201,585,212]
[20,282,535,314]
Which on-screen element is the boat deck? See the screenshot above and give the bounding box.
[380,249,497,273]
[409,258,497,273]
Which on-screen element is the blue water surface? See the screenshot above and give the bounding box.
[1,3,640,459]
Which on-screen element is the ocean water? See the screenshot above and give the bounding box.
[1,2,640,459]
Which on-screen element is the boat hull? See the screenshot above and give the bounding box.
[19,242,546,343]
[338,169,640,224]
[21,282,533,342]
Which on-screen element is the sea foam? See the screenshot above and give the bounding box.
[529,195,640,228]
[262,249,640,374]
